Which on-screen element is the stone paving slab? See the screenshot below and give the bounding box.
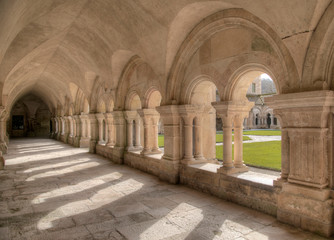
[0,138,332,240]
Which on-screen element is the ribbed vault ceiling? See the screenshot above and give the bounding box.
[0,0,331,111]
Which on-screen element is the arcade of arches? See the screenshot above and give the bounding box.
[1,0,334,237]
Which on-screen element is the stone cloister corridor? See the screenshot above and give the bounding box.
[2,0,334,238]
[0,138,329,240]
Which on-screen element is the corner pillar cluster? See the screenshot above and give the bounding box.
[267,90,334,237]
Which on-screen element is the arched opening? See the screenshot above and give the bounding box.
[141,89,162,155]
[9,94,51,138]
[232,71,281,172]
[125,92,142,152]
[184,80,218,163]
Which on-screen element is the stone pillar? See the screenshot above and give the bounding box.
[79,114,90,148]
[138,109,161,155]
[96,113,105,145]
[112,111,126,163]
[56,117,62,140]
[105,113,115,147]
[156,105,181,183]
[222,115,233,170]
[183,115,195,163]
[67,116,74,145]
[135,118,142,149]
[151,115,162,154]
[124,111,138,151]
[88,114,98,153]
[233,114,248,170]
[212,101,253,174]
[267,90,334,237]
[73,115,81,147]
[0,107,8,154]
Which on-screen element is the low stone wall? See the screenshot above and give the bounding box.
[124,152,161,177]
[96,146,277,216]
[180,165,278,216]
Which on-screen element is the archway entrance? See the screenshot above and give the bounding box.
[10,94,51,138]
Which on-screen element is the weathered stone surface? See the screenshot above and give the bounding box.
[0,139,328,239]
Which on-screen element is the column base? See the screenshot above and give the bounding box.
[134,146,143,151]
[218,166,248,174]
[89,140,97,153]
[0,142,7,154]
[159,157,180,184]
[73,137,81,147]
[112,147,125,164]
[0,152,4,170]
[234,164,249,171]
[141,149,152,155]
[151,148,162,154]
[181,157,197,165]
[106,142,115,147]
[79,137,90,148]
[126,146,136,151]
[277,183,334,237]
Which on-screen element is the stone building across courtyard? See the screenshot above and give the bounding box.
[1,0,334,238]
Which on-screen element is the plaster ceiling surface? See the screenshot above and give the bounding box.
[0,0,330,109]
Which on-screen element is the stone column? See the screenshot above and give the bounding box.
[124,111,138,151]
[96,113,105,145]
[267,90,334,237]
[212,101,253,174]
[151,115,162,154]
[233,114,248,170]
[182,115,195,163]
[0,108,8,154]
[88,114,98,153]
[105,113,115,147]
[56,117,62,140]
[112,111,126,163]
[221,115,233,170]
[79,114,90,148]
[63,116,70,143]
[73,115,81,147]
[138,109,161,155]
[178,105,198,164]
[193,116,204,161]
[156,105,181,183]
[134,118,142,149]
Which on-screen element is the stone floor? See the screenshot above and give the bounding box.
[0,138,332,240]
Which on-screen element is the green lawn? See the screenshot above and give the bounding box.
[216,141,281,170]
[159,134,251,147]
[243,130,281,136]
[158,135,164,147]
[216,134,251,143]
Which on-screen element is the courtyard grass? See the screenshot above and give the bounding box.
[158,134,164,147]
[159,134,252,147]
[243,130,281,136]
[216,134,251,143]
[216,141,281,170]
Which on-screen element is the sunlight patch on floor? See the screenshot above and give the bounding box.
[32,172,123,204]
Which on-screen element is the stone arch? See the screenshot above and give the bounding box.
[166,1,236,77]
[90,77,105,113]
[74,87,90,115]
[224,63,279,102]
[105,94,115,113]
[143,87,162,109]
[183,75,219,105]
[96,98,106,114]
[125,91,142,111]
[167,8,298,103]
[115,55,145,110]
[302,1,334,90]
